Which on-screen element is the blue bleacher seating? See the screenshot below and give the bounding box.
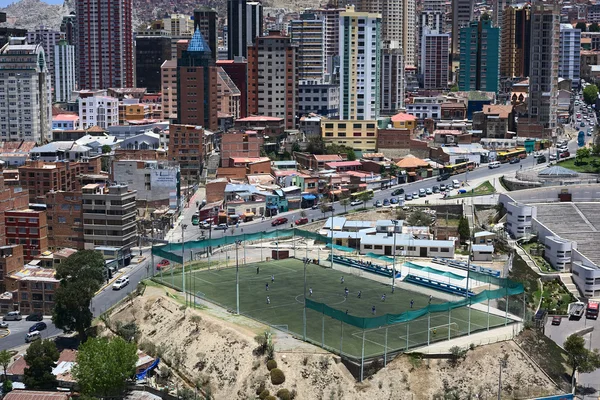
[327,254,397,278]
[404,274,475,297]
[431,257,501,278]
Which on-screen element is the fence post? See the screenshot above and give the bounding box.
[322,312,325,348]
[487,296,490,330]
[340,320,343,356]
[384,327,388,366]
[360,329,366,382]
[504,285,509,326]
[406,324,409,351]
[522,291,526,323]
[448,307,452,340]
[427,310,431,346]
[468,297,471,335]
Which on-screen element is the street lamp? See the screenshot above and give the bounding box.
[235,239,241,315]
[181,224,188,307]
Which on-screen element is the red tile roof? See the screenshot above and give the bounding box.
[4,391,69,400]
[325,161,362,167]
[391,112,417,122]
[313,155,343,162]
[53,114,79,121]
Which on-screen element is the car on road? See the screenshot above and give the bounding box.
[350,200,363,206]
[537,155,547,164]
[425,188,433,195]
[199,221,212,229]
[295,217,308,225]
[29,322,47,333]
[391,188,404,196]
[437,173,450,182]
[26,313,43,322]
[3,311,21,321]
[25,331,41,343]
[112,276,130,290]
[214,223,228,230]
[383,199,390,207]
[551,316,562,325]
[509,157,520,164]
[311,204,319,210]
[432,186,440,193]
[560,151,570,158]
[271,217,289,226]
[157,259,170,269]
[440,184,447,191]
[0,322,8,329]
[549,154,557,161]
[558,146,568,153]
[375,200,383,208]
[581,122,586,127]
[390,197,398,204]
[419,189,426,197]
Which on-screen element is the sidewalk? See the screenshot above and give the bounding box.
[165,186,206,243]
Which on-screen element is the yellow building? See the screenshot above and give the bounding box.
[119,103,152,124]
[321,120,378,152]
[390,112,418,131]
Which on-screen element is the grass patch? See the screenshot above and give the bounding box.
[521,242,553,273]
[435,218,460,227]
[510,254,541,311]
[447,181,496,198]
[557,155,600,173]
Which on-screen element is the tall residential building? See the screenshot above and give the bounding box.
[135,29,172,93]
[217,58,249,118]
[78,95,119,129]
[493,0,511,29]
[451,0,473,55]
[559,23,581,89]
[290,14,326,80]
[458,19,500,92]
[217,67,241,119]
[164,14,194,59]
[193,7,218,61]
[381,47,405,115]
[161,60,177,120]
[528,1,560,136]
[76,0,134,89]
[0,37,52,143]
[421,27,449,89]
[312,6,345,74]
[54,39,76,103]
[177,29,218,131]
[339,6,382,120]
[82,184,137,263]
[500,3,531,78]
[418,10,445,69]
[248,30,297,128]
[27,26,61,81]
[227,0,263,59]
[60,13,77,45]
[356,0,415,66]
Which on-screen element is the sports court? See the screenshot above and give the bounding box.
[155,258,510,359]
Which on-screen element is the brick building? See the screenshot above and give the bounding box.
[0,245,24,293]
[376,129,430,159]
[217,58,248,118]
[4,209,49,262]
[220,131,262,167]
[0,165,29,246]
[234,116,285,138]
[167,124,205,182]
[44,191,84,250]
[4,266,59,315]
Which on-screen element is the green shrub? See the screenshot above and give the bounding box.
[267,359,278,371]
[255,382,266,395]
[277,388,290,400]
[2,380,12,393]
[270,368,286,385]
[265,396,277,400]
[259,389,270,400]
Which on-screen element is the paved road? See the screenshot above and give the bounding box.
[0,318,62,351]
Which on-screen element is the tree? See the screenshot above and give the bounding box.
[101,145,112,154]
[358,191,374,210]
[458,216,470,244]
[0,349,12,381]
[576,22,587,32]
[450,84,459,92]
[590,22,600,32]
[291,142,300,153]
[73,337,138,398]
[583,84,599,105]
[23,340,59,390]
[340,197,350,214]
[52,250,105,342]
[592,144,600,157]
[306,136,325,155]
[319,203,330,218]
[577,147,591,160]
[407,210,433,226]
[564,334,600,384]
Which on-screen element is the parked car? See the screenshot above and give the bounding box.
[412,192,418,198]
[350,200,363,206]
[437,173,450,182]
[418,189,426,197]
[375,200,383,208]
[390,197,398,204]
[271,217,288,226]
[440,184,447,191]
[29,322,47,333]
[4,311,21,321]
[0,322,8,329]
[199,221,212,229]
[25,331,41,343]
[25,313,43,322]
[214,223,228,230]
[536,155,547,164]
[581,122,586,127]
[158,259,170,267]
[425,188,433,195]
[383,199,390,207]
[112,276,130,290]
[509,157,520,164]
[405,194,413,201]
[549,154,557,161]
[560,151,570,158]
[432,186,440,193]
[311,204,319,210]
[295,217,309,225]
[551,316,562,325]
[391,188,404,196]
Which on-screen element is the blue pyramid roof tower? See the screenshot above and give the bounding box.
[187,28,211,53]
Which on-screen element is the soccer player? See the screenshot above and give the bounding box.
[410,299,414,308]
[266,283,269,291]
[271,275,275,283]
[344,287,349,298]
[309,287,313,297]
[357,290,362,299]
[429,294,433,304]
[266,296,270,304]
[340,276,344,284]
[372,305,376,315]
[391,285,395,294]
[257,266,259,274]
[381,294,386,302]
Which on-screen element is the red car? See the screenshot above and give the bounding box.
[157,259,170,270]
[271,217,288,226]
[560,151,570,158]
[295,217,309,225]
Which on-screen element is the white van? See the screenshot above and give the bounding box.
[452,179,461,188]
[3,311,21,321]
[25,331,41,343]
[488,161,501,169]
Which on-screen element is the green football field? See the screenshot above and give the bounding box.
[155,258,508,359]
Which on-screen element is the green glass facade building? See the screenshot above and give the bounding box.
[458,19,500,92]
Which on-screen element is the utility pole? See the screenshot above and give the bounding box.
[235,240,241,315]
[391,220,398,290]
[303,257,308,340]
[181,224,188,307]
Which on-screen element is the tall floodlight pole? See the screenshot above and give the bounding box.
[391,220,398,289]
[181,224,188,307]
[330,206,334,268]
[236,240,241,315]
[303,257,308,340]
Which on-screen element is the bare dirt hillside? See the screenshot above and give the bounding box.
[108,286,560,400]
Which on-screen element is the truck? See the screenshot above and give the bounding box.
[578,131,585,147]
[569,301,585,319]
[586,301,599,319]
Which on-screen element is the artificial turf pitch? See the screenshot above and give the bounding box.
[156,258,508,359]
